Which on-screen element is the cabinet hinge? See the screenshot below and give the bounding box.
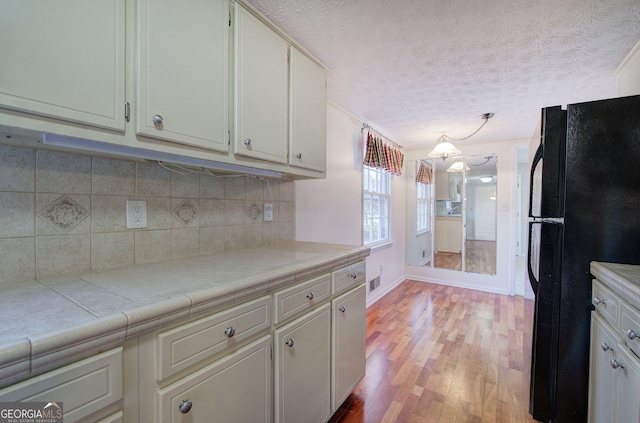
[124,102,130,123]
[227,130,231,145]
[229,11,232,27]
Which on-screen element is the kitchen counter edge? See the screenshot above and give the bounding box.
[0,241,370,388]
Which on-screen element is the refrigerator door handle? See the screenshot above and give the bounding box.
[527,220,541,295]
[528,143,544,218]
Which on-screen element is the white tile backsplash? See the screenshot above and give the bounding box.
[0,145,295,285]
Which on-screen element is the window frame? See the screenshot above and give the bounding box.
[416,181,431,234]
[363,165,391,246]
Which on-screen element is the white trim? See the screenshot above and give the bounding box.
[615,38,640,76]
[403,274,511,296]
[369,241,394,253]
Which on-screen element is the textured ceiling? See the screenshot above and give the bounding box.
[244,0,640,150]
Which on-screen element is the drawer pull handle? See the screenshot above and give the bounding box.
[244,138,252,146]
[610,358,625,370]
[593,297,606,306]
[152,114,164,126]
[224,327,236,338]
[306,292,314,300]
[601,342,614,352]
[285,338,295,348]
[350,272,358,279]
[179,400,192,414]
[296,153,302,159]
[339,306,346,313]
[626,329,640,340]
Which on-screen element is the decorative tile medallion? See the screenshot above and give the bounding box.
[37,195,89,233]
[172,200,198,226]
[248,203,261,220]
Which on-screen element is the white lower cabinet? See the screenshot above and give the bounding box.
[157,335,271,423]
[589,312,617,423]
[0,347,123,423]
[332,285,366,411]
[274,304,331,423]
[589,277,640,423]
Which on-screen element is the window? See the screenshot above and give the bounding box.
[416,182,431,233]
[363,166,390,245]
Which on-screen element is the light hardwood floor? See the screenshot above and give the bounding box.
[329,279,537,423]
[433,241,497,274]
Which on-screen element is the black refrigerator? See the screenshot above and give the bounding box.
[527,94,640,422]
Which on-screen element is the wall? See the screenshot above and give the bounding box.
[295,103,407,305]
[0,144,295,285]
[617,40,640,96]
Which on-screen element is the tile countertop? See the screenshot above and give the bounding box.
[0,241,370,388]
[590,261,640,308]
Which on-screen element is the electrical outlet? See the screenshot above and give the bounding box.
[126,200,147,229]
[263,203,273,222]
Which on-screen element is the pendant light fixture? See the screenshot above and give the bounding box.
[446,160,470,173]
[428,113,494,160]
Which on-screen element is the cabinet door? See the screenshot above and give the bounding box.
[234,4,289,164]
[332,285,366,411]
[157,336,271,423]
[274,304,331,423]
[0,0,125,131]
[137,0,229,152]
[289,48,326,172]
[613,345,640,423]
[588,313,617,423]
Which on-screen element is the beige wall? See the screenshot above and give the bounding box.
[0,144,295,285]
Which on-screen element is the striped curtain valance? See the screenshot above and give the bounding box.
[362,125,404,175]
[416,161,433,184]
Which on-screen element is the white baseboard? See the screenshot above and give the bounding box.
[403,273,511,296]
[365,274,405,307]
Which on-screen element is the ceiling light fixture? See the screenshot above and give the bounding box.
[446,160,469,173]
[428,113,495,160]
[480,176,493,183]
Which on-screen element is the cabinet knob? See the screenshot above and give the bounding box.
[224,327,236,338]
[296,153,302,159]
[593,296,606,306]
[306,292,314,300]
[244,138,252,146]
[601,342,614,352]
[339,306,346,313]
[350,273,358,279]
[610,358,625,370]
[178,400,192,414]
[152,114,164,126]
[285,338,295,348]
[626,329,640,340]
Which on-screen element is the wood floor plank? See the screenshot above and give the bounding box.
[329,279,537,423]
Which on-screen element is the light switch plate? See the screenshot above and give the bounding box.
[126,200,148,229]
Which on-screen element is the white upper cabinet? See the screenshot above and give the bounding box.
[136,0,229,152]
[234,3,289,164]
[0,0,126,131]
[289,47,327,172]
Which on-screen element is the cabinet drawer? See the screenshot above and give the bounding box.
[0,347,123,422]
[593,280,619,328]
[620,301,640,357]
[332,261,366,295]
[273,274,330,324]
[157,296,270,381]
